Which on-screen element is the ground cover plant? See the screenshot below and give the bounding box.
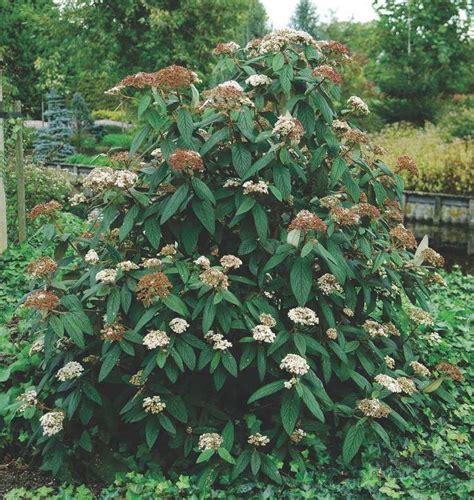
[1,30,463,489]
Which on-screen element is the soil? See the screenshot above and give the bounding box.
[0,460,60,498]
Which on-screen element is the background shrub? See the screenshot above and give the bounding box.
[374,123,474,195]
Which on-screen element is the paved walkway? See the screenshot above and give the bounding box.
[24,119,132,129]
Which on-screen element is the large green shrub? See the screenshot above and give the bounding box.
[6,30,457,484]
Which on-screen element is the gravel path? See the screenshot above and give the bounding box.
[24,119,132,129]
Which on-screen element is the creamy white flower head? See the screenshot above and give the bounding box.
[85,249,99,264]
[272,113,304,142]
[204,331,232,351]
[259,313,276,327]
[242,180,269,195]
[318,273,343,295]
[143,395,166,414]
[245,74,272,87]
[280,354,309,376]
[248,433,270,447]
[220,255,242,270]
[117,260,139,272]
[69,193,87,206]
[150,148,163,160]
[290,428,306,444]
[29,336,45,355]
[142,258,162,269]
[332,120,351,134]
[410,361,431,377]
[374,374,402,393]
[114,170,138,189]
[347,96,370,115]
[143,330,170,350]
[223,178,241,188]
[40,411,65,436]
[56,361,84,382]
[198,432,223,451]
[218,80,244,92]
[288,307,319,326]
[17,390,38,413]
[169,318,189,334]
[194,256,211,268]
[96,268,117,284]
[252,324,276,343]
[384,356,395,369]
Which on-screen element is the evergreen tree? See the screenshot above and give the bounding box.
[240,0,269,43]
[71,92,94,138]
[33,90,75,161]
[291,0,321,38]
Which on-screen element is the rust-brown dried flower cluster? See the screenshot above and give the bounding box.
[436,362,463,381]
[136,272,172,306]
[330,206,360,226]
[396,155,418,175]
[312,64,342,85]
[169,149,204,174]
[421,248,445,267]
[27,257,57,278]
[288,210,327,233]
[28,201,62,220]
[101,319,126,342]
[389,224,417,249]
[24,290,60,312]
[117,66,199,91]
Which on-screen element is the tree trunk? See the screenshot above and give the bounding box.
[15,101,26,243]
[0,69,8,253]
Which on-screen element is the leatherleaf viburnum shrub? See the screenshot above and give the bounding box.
[13,30,458,483]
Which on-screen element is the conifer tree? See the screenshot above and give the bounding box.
[33,89,75,161]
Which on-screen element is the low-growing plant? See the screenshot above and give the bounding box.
[374,122,474,195]
[4,30,460,485]
[65,154,112,167]
[100,133,134,150]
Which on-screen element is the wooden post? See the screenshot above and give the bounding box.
[15,100,26,242]
[0,68,8,253]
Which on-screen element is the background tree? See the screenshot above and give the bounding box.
[240,0,270,43]
[372,0,473,124]
[291,0,322,38]
[33,90,75,161]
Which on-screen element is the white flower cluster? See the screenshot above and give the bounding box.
[326,328,338,340]
[204,331,232,351]
[290,428,306,444]
[284,377,297,389]
[223,178,241,189]
[252,324,276,343]
[243,180,269,195]
[169,318,189,334]
[83,167,137,194]
[318,273,343,295]
[384,356,395,369]
[198,432,223,451]
[374,374,402,393]
[343,307,354,317]
[96,269,117,284]
[288,307,319,326]
[117,260,139,272]
[410,361,431,377]
[272,114,303,141]
[199,268,229,291]
[347,96,370,115]
[280,354,309,376]
[398,377,417,394]
[143,395,166,414]
[143,330,170,350]
[409,308,434,326]
[251,29,315,55]
[194,256,211,268]
[245,74,272,87]
[150,148,163,161]
[56,361,84,382]
[17,390,38,412]
[259,313,276,327]
[332,120,351,134]
[362,320,389,338]
[40,411,64,436]
[142,258,162,268]
[69,193,87,206]
[29,337,45,355]
[248,433,270,447]
[160,243,178,256]
[220,255,242,270]
[85,249,99,264]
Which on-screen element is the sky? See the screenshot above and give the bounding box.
[261,0,378,28]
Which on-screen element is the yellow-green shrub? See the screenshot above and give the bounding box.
[373,123,473,195]
[91,109,127,121]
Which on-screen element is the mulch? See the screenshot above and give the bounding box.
[0,460,60,498]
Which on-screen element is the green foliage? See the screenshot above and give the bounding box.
[291,0,322,39]
[374,123,474,195]
[372,0,473,124]
[100,134,134,151]
[4,162,74,240]
[33,90,75,162]
[1,32,460,485]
